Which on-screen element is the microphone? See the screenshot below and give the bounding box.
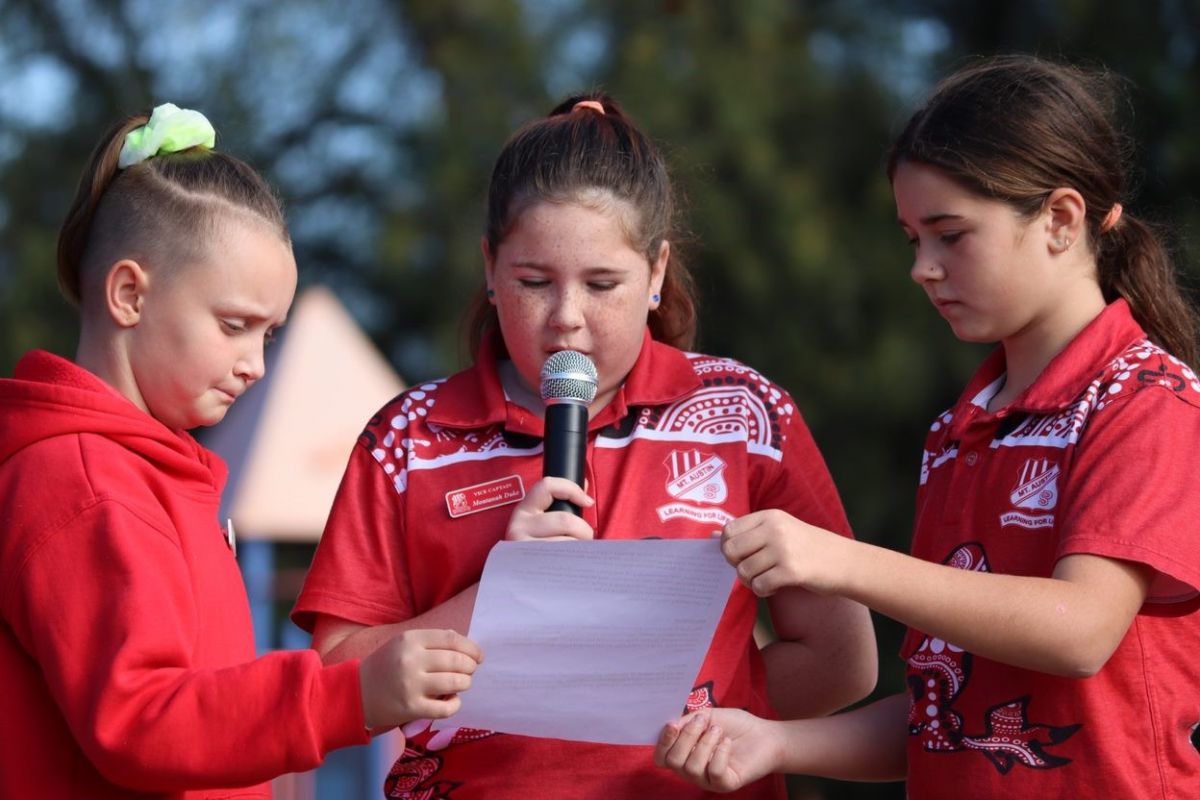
[539,350,598,515]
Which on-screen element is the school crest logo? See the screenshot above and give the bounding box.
[656,450,734,525]
[999,458,1059,530]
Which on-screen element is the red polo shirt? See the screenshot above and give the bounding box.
[294,331,853,799]
[903,300,1200,799]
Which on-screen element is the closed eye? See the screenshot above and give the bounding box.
[220,318,247,334]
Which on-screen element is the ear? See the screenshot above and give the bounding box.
[1044,188,1087,255]
[648,240,669,310]
[481,236,497,303]
[104,259,149,328]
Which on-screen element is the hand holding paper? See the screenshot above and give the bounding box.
[446,538,735,745]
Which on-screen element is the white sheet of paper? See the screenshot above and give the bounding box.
[446,538,734,745]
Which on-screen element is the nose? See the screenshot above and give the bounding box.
[909,250,945,285]
[234,339,267,384]
[548,285,585,332]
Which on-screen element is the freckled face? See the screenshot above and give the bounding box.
[128,219,297,430]
[484,199,667,413]
[893,161,1061,344]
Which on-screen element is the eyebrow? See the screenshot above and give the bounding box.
[220,305,288,327]
[898,213,967,227]
[510,262,628,276]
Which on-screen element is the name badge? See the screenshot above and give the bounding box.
[445,475,526,518]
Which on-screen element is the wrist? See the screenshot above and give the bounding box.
[766,719,794,774]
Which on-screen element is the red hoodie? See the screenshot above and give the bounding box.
[0,351,369,799]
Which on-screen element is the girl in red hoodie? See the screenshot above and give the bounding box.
[0,103,481,799]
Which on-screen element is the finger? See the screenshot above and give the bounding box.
[734,549,775,587]
[707,737,734,790]
[721,519,767,563]
[427,633,482,666]
[530,477,594,510]
[662,713,708,771]
[425,671,472,696]
[415,694,463,720]
[410,629,481,661]
[653,721,682,768]
[681,724,724,783]
[423,645,483,674]
[749,564,787,597]
[518,513,594,541]
[543,512,596,540]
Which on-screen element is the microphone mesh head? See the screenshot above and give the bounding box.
[540,350,598,404]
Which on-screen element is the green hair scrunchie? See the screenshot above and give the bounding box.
[117,102,216,169]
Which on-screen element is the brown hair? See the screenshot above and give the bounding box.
[888,55,1199,366]
[466,92,697,358]
[57,108,289,307]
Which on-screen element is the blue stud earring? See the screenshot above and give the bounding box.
[487,288,495,299]
[651,293,661,303]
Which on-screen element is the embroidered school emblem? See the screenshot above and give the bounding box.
[999,458,1059,530]
[444,475,525,518]
[656,450,733,525]
[664,450,728,503]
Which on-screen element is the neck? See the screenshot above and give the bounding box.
[989,282,1107,411]
[75,322,147,413]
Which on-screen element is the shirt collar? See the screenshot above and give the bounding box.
[954,299,1147,418]
[426,328,702,435]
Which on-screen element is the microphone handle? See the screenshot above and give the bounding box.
[543,401,588,515]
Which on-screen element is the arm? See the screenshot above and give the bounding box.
[726,511,1151,677]
[753,397,877,716]
[760,588,877,718]
[655,691,910,791]
[315,589,478,663]
[10,501,365,791]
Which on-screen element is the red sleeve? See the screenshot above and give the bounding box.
[753,387,854,538]
[5,499,369,792]
[1057,387,1200,602]
[292,434,413,631]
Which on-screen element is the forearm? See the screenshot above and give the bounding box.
[834,541,1142,676]
[762,592,877,718]
[772,692,909,781]
[320,584,479,664]
[62,652,366,791]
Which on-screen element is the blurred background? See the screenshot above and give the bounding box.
[2,1,1198,798]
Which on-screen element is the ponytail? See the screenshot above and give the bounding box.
[57,114,148,305]
[1097,214,1199,366]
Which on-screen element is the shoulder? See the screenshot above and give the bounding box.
[1,432,175,515]
[677,351,799,415]
[0,437,176,580]
[1088,339,1200,413]
[646,351,804,457]
[359,379,451,446]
